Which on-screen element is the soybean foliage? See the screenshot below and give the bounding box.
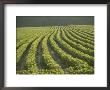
[16,25,94,74]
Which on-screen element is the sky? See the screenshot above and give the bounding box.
[16,16,94,27]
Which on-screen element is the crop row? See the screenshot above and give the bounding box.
[48,29,92,69]
[74,25,94,36]
[17,35,36,49]
[16,36,37,66]
[61,30,94,56]
[16,25,94,74]
[54,29,94,66]
[41,32,63,71]
[67,29,94,45]
[73,29,94,39]
[71,29,94,42]
[16,30,52,71]
[64,29,94,50]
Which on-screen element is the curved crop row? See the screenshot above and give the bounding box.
[23,32,54,73]
[16,32,51,71]
[41,31,64,73]
[16,29,32,42]
[17,33,31,43]
[16,36,37,66]
[64,29,94,50]
[16,43,29,66]
[59,25,94,42]
[75,25,94,36]
[24,38,39,72]
[67,29,94,45]
[73,29,94,39]
[49,30,92,70]
[17,27,53,49]
[16,25,94,74]
[61,30,94,56]
[72,29,94,42]
[55,30,94,66]
[16,28,43,42]
[68,25,94,37]
[17,35,36,49]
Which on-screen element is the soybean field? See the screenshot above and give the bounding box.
[16,25,94,74]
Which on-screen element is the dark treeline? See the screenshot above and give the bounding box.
[16,16,94,27]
